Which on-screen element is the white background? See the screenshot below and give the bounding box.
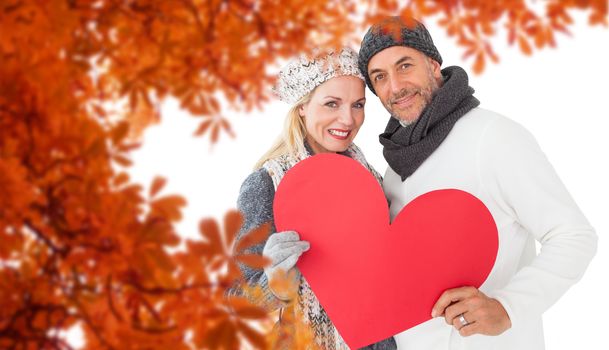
[129,16,608,350]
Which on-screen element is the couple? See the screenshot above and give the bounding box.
[234,17,597,350]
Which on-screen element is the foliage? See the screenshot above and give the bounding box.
[367,0,607,75]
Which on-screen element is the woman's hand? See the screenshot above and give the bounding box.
[262,231,310,300]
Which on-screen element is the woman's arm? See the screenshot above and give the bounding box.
[230,168,286,311]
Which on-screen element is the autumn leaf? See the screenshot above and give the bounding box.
[194,115,236,144]
[473,54,486,74]
[518,35,533,55]
[150,195,187,222]
[228,296,269,320]
[236,319,268,349]
[113,154,134,167]
[111,121,130,145]
[149,176,167,198]
[113,172,131,187]
[199,218,223,254]
[236,254,271,270]
[268,269,300,302]
[223,210,243,247]
[234,222,271,254]
[194,118,213,136]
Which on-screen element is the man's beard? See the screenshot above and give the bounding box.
[385,66,440,126]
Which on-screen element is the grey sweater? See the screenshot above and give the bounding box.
[234,168,397,350]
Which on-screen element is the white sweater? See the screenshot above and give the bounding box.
[384,108,597,350]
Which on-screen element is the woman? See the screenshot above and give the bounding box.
[234,48,396,350]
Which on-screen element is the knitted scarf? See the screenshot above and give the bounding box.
[262,143,381,350]
[379,66,480,181]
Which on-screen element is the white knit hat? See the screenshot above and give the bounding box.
[273,47,364,104]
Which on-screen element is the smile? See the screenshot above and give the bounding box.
[392,93,416,107]
[328,129,350,139]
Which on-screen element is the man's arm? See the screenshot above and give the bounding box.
[433,115,597,336]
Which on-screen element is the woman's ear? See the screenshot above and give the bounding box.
[298,105,305,117]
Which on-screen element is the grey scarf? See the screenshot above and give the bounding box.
[379,66,480,181]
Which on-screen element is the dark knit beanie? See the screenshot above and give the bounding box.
[358,17,442,95]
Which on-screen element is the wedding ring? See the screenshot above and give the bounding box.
[458,314,469,326]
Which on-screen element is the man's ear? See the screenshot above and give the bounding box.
[430,58,442,79]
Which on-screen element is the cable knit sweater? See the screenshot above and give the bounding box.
[384,108,597,350]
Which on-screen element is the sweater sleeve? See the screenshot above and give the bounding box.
[231,168,286,311]
[479,116,597,328]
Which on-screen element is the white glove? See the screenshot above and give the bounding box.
[263,230,310,300]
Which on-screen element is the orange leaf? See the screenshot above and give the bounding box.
[149,176,167,198]
[236,254,270,269]
[111,121,130,144]
[194,119,213,136]
[234,222,270,254]
[200,319,228,349]
[232,305,268,320]
[114,172,130,187]
[219,118,235,138]
[209,97,220,114]
[462,47,477,60]
[211,124,220,144]
[267,269,299,301]
[223,210,243,248]
[129,88,139,110]
[518,36,532,55]
[236,319,267,349]
[472,54,486,74]
[113,154,133,167]
[150,195,187,221]
[199,218,223,252]
[87,137,106,156]
[507,28,516,45]
[484,42,499,63]
[226,295,254,309]
[118,142,142,152]
[92,104,107,117]
[201,306,228,320]
[205,319,238,350]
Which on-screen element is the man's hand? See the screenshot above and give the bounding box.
[431,286,511,337]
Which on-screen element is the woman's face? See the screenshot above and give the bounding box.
[299,75,366,154]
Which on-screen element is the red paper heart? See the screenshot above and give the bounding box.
[274,154,498,349]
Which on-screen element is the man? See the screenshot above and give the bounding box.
[358,16,597,350]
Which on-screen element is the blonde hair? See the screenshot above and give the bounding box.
[254,92,313,169]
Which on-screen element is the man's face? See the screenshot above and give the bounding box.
[367,46,442,125]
